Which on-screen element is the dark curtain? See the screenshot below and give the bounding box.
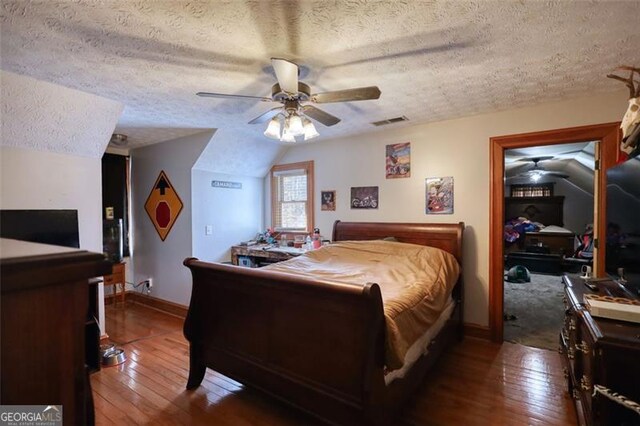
[101,153,130,257]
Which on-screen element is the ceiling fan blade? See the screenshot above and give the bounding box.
[545,171,570,178]
[311,86,381,104]
[196,92,272,102]
[248,107,282,125]
[302,105,341,127]
[517,170,570,179]
[514,155,555,163]
[271,58,299,95]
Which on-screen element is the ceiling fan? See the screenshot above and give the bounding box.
[196,58,381,142]
[515,156,570,181]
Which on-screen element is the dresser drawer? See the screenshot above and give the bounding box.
[576,318,595,417]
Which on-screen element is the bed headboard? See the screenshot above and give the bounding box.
[331,220,464,264]
[504,196,565,226]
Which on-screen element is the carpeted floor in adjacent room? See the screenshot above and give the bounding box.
[504,272,565,350]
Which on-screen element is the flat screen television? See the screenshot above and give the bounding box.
[605,154,640,295]
[0,209,80,248]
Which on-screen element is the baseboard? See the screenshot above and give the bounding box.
[127,292,188,319]
[463,323,491,340]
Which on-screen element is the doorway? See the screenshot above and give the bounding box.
[503,142,595,349]
[488,123,620,342]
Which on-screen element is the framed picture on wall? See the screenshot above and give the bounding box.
[321,190,336,211]
[385,142,411,178]
[425,177,453,214]
[351,186,379,209]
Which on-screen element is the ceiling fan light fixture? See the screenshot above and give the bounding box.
[264,117,281,140]
[281,129,296,143]
[303,118,319,141]
[530,171,543,182]
[110,133,128,146]
[286,113,305,136]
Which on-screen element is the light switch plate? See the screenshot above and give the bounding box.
[205,225,213,235]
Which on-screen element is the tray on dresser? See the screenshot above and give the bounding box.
[583,293,640,324]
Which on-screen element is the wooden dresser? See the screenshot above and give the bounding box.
[0,239,111,426]
[560,274,640,425]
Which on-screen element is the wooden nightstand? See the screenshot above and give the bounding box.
[104,261,126,305]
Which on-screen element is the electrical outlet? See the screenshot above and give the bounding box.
[145,278,153,293]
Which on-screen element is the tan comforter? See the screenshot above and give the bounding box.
[263,240,460,370]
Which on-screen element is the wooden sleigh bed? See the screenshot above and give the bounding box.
[183,221,464,425]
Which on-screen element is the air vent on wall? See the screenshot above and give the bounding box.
[371,116,409,126]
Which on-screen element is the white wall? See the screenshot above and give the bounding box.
[553,179,594,234]
[192,170,263,263]
[273,90,628,327]
[130,131,212,306]
[0,147,103,251]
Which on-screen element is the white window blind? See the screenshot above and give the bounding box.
[271,161,313,232]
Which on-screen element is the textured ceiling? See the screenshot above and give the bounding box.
[1,1,639,169]
[1,70,123,158]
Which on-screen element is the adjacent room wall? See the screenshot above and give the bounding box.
[551,179,594,234]
[191,170,263,263]
[130,131,213,306]
[272,90,628,328]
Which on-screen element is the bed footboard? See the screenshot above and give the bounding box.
[183,258,387,424]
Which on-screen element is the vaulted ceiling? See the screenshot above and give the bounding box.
[505,141,596,195]
[1,1,639,175]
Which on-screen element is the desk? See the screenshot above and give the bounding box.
[231,244,306,266]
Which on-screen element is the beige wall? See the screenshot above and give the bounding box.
[272,90,628,327]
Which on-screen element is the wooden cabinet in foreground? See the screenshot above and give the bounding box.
[0,238,111,426]
[560,274,640,425]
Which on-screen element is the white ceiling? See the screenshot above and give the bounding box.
[1,1,639,163]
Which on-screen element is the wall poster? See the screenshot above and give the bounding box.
[351,186,379,209]
[321,190,336,211]
[385,142,411,178]
[425,177,454,214]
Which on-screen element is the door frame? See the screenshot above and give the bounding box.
[489,123,620,342]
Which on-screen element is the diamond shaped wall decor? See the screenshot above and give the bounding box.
[144,170,183,241]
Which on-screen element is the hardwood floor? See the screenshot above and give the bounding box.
[93,301,577,425]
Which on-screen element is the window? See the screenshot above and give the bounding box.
[510,183,554,197]
[271,161,314,233]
